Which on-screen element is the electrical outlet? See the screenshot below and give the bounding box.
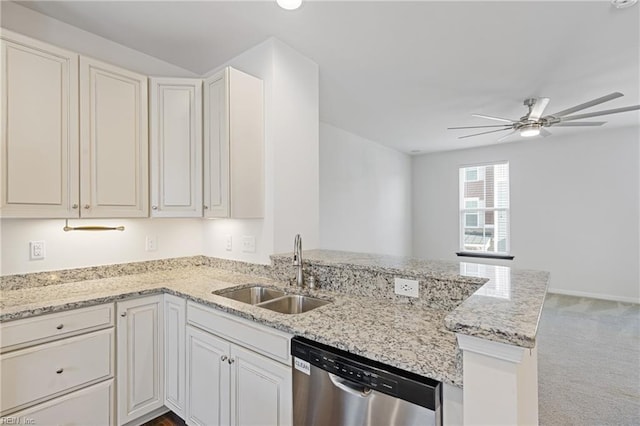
[225,234,232,251]
[241,236,256,253]
[29,241,45,260]
[145,236,157,252]
[394,278,419,298]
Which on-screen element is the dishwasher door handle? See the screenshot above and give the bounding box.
[328,373,372,398]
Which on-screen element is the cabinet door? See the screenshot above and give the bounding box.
[203,67,264,219]
[149,78,203,217]
[117,296,164,425]
[203,69,230,218]
[80,56,148,218]
[0,30,79,218]
[227,67,264,219]
[230,344,292,426]
[186,326,230,426]
[164,294,186,419]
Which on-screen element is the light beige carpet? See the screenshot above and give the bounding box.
[537,293,640,425]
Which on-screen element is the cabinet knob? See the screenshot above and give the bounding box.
[204,205,209,210]
[56,368,64,374]
[120,312,127,317]
[221,355,228,362]
[83,204,90,209]
[56,324,64,330]
[72,204,79,209]
[228,358,235,365]
[152,205,158,210]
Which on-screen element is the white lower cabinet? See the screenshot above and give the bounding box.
[186,326,230,426]
[164,294,186,419]
[230,344,292,426]
[186,302,292,426]
[117,295,164,425]
[0,303,115,424]
[9,379,115,425]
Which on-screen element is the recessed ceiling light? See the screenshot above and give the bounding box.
[277,0,302,10]
[611,0,637,9]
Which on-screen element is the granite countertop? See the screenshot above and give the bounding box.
[274,250,550,348]
[0,266,462,387]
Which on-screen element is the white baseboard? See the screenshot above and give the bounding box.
[547,288,639,304]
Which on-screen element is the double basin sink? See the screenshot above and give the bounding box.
[214,285,331,314]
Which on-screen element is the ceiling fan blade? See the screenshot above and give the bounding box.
[548,92,623,118]
[458,127,513,139]
[540,128,552,137]
[471,114,515,123]
[528,97,550,121]
[553,121,606,127]
[559,105,640,121]
[497,130,517,142]
[448,124,513,130]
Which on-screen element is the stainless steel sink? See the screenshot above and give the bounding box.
[216,286,286,305]
[257,295,331,315]
[215,285,331,314]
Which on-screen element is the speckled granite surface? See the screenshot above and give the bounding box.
[272,251,485,311]
[273,249,550,348]
[0,266,462,386]
[0,249,549,385]
[0,256,271,291]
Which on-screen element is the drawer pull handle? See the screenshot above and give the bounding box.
[56,324,64,330]
[221,355,228,362]
[56,368,64,374]
[120,312,127,317]
[228,358,235,365]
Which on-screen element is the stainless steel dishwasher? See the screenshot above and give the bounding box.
[291,337,441,426]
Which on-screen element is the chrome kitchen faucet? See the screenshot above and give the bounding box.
[293,234,304,287]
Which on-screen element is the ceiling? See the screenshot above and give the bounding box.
[13,1,640,154]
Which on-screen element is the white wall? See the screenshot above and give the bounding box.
[319,123,412,256]
[0,219,203,275]
[412,126,640,303]
[0,2,197,77]
[201,39,320,264]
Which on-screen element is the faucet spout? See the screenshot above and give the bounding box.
[293,234,303,287]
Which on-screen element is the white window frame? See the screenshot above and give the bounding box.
[459,162,510,255]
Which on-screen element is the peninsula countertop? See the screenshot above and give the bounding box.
[0,266,462,387]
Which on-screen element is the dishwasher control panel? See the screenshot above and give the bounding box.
[292,336,441,410]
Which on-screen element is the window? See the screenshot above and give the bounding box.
[458,162,511,258]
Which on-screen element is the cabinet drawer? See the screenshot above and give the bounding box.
[0,303,114,352]
[2,379,114,426]
[0,328,114,415]
[187,302,292,365]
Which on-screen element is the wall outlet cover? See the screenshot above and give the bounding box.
[241,236,256,253]
[29,241,45,260]
[225,234,232,251]
[394,277,419,298]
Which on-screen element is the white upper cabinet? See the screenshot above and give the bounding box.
[149,78,202,217]
[1,30,150,219]
[80,56,149,218]
[203,67,264,219]
[0,30,79,218]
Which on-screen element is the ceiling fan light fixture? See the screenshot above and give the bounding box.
[277,0,302,10]
[611,0,637,9]
[520,124,541,138]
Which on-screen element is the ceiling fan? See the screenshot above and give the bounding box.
[448,92,640,141]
